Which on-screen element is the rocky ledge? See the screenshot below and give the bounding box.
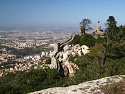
[29,75,125,94]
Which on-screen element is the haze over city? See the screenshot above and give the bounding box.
[0,0,125,28]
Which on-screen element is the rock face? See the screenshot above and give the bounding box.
[29,75,124,94]
[48,34,90,76]
[51,44,89,76]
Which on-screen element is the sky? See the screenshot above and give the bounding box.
[0,0,125,28]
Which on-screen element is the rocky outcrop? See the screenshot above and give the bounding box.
[46,33,90,76]
[29,75,125,94]
[53,44,89,76]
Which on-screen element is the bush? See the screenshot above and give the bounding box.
[45,58,51,64]
[0,84,21,94]
[72,34,96,47]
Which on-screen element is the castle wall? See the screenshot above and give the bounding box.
[94,26,101,32]
[54,43,60,53]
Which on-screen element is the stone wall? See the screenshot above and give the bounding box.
[94,26,101,32]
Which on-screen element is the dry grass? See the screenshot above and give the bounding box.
[100,80,125,94]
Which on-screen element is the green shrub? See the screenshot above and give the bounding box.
[72,34,96,47]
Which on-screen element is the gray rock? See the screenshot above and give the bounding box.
[29,75,124,94]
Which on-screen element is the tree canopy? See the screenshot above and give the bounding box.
[80,19,92,35]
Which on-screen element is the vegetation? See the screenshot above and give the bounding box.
[80,19,92,35]
[45,58,51,64]
[1,16,125,93]
[100,80,125,94]
[0,67,80,94]
[71,34,97,47]
[11,46,45,58]
[0,45,52,58]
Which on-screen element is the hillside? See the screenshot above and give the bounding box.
[1,16,125,94]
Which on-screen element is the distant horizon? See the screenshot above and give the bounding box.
[0,25,106,30]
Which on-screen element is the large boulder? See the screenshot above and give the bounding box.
[62,60,79,77]
[63,45,71,52]
[78,49,82,56]
[81,45,89,55]
[81,45,89,50]
[82,48,89,55]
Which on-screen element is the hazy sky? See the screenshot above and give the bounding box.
[0,0,125,27]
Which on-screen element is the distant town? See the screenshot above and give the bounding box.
[0,27,78,77]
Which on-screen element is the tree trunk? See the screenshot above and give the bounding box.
[102,50,106,66]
